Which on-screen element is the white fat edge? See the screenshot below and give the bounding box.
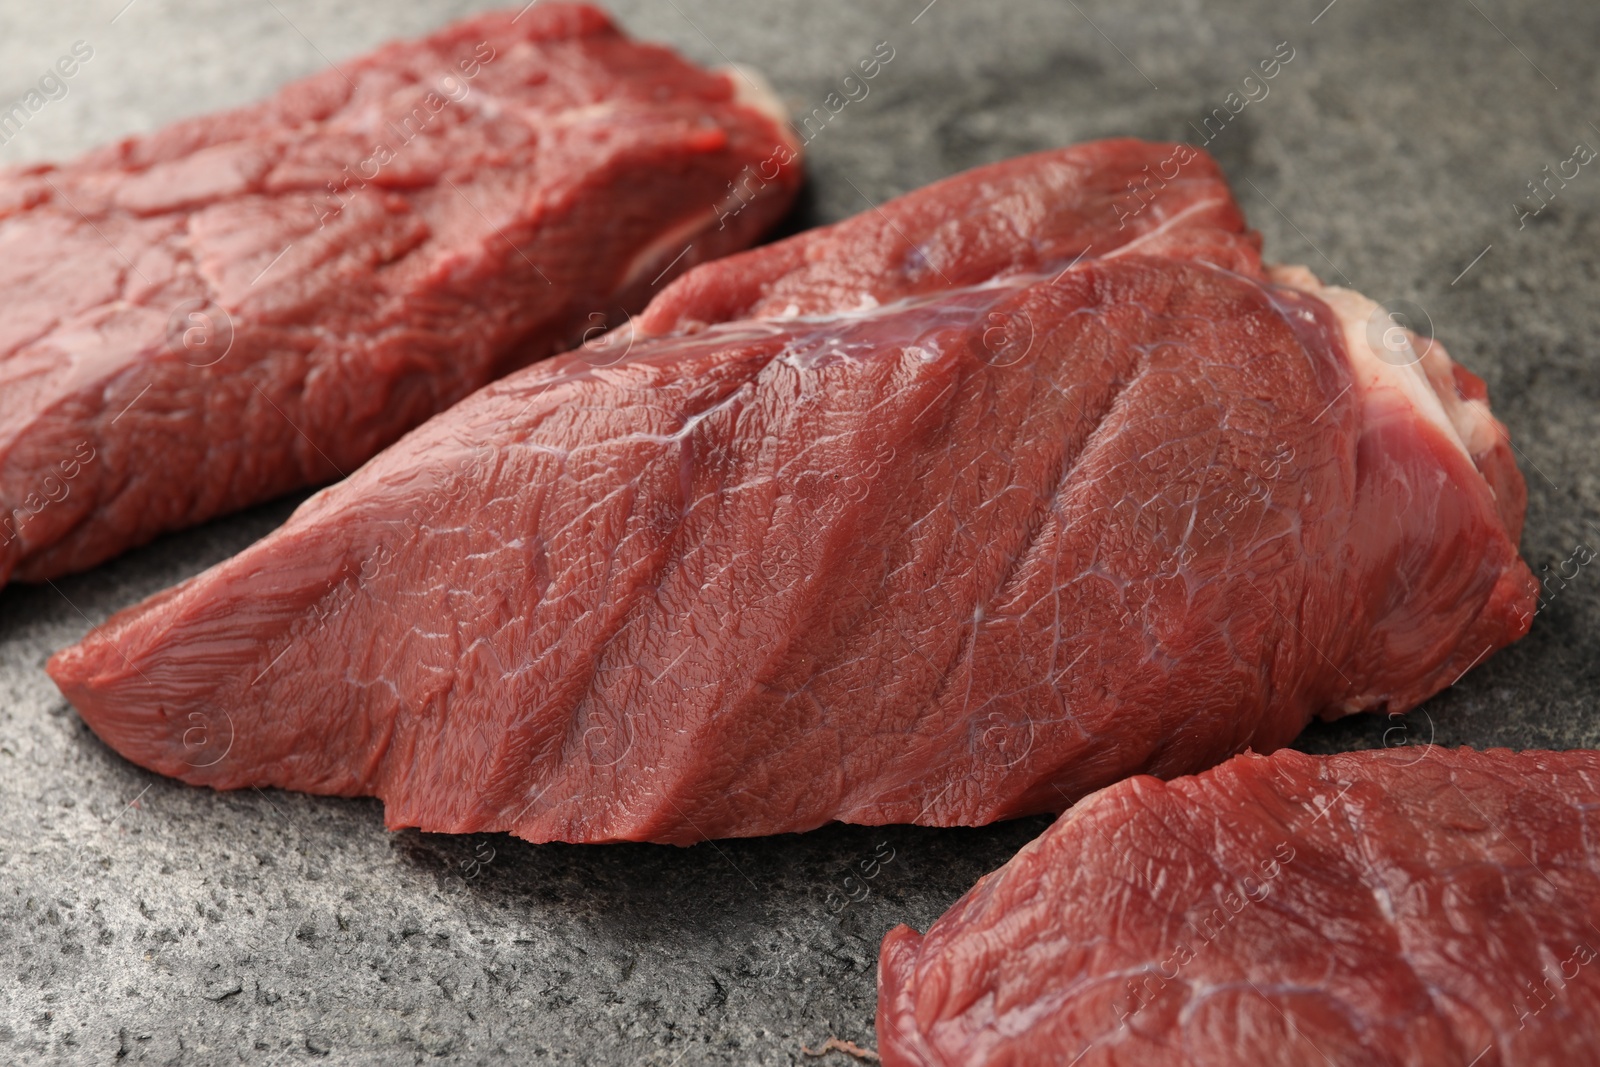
[753,271,1045,330]
[720,64,800,155]
[616,66,800,294]
[616,210,717,292]
[1100,196,1229,260]
[604,270,1059,377]
[1267,264,1499,465]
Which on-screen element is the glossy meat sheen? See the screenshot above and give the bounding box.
[877,747,1600,1067]
[49,142,1535,844]
[0,4,800,587]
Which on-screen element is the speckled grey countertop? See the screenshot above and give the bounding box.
[2,1,1597,1063]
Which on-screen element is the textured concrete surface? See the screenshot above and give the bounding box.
[2,0,1598,1063]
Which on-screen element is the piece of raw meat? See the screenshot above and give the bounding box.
[877,746,1600,1067]
[48,141,1536,844]
[0,4,801,588]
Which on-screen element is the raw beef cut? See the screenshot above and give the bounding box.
[48,141,1536,844]
[0,4,801,589]
[877,746,1600,1067]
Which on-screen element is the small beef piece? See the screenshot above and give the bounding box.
[879,747,1600,1067]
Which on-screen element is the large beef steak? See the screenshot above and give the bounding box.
[48,141,1535,843]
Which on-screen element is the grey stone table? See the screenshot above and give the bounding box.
[2,0,1597,1062]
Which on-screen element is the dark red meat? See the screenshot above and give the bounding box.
[878,746,1600,1067]
[47,141,1535,843]
[0,4,800,587]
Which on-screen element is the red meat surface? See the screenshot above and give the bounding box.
[0,4,800,588]
[877,746,1600,1067]
[48,141,1536,844]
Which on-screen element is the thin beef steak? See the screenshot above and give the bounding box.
[877,746,1600,1067]
[0,4,800,588]
[48,142,1536,843]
